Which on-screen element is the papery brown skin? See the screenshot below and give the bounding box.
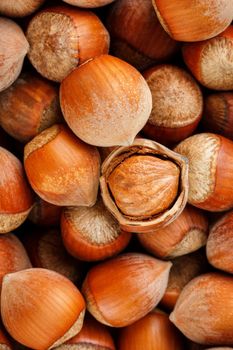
[60,55,152,147]
[142,65,203,145]
[0,0,45,17]
[100,139,189,233]
[152,0,233,42]
[24,124,100,207]
[55,314,115,350]
[118,309,184,350]
[0,147,34,233]
[22,228,83,283]
[62,0,115,7]
[174,133,233,211]
[137,205,208,259]
[170,273,233,345]
[0,18,29,92]
[0,73,62,143]
[203,93,233,140]
[28,197,62,227]
[108,155,179,218]
[160,251,207,310]
[0,233,32,285]
[82,253,172,327]
[27,6,110,82]
[106,0,178,70]
[1,268,86,350]
[206,210,233,273]
[182,26,233,90]
[61,199,132,262]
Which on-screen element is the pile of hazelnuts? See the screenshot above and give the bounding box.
[0,0,232,349]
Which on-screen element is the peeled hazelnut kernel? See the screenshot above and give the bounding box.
[100,138,188,233]
[137,205,208,259]
[143,65,203,145]
[82,253,172,327]
[0,233,31,285]
[27,6,109,82]
[61,198,132,262]
[1,268,86,349]
[160,251,207,310]
[0,73,62,143]
[152,0,233,42]
[203,93,233,140]
[118,309,184,350]
[182,26,233,91]
[170,273,233,345]
[174,133,233,211]
[60,55,152,147]
[0,0,45,17]
[28,197,62,227]
[62,0,115,7]
[54,314,115,350]
[23,228,84,283]
[24,124,100,207]
[0,147,34,233]
[0,18,29,92]
[206,210,233,274]
[106,0,178,71]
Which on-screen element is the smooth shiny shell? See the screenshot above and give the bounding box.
[62,0,115,7]
[137,205,208,259]
[0,73,62,143]
[0,18,29,92]
[0,233,31,284]
[82,253,172,327]
[207,210,233,273]
[0,0,45,17]
[170,273,233,345]
[60,55,152,147]
[106,0,178,70]
[61,199,131,261]
[152,0,233,42]
[174,133,233,211]
[118,310,184,350]
[1,268,86,349]
[27,6,109,82]
[0,147,34,233]
[56,315,115,350]
[24,124,100,207]
[182,26,233,91]
[108,155,179,218]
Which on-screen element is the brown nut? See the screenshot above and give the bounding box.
[26,6,109,82]
[62,0,115,7]
[137,205,208,259]
[206,210,233,274]
[174,133,233,211]
[106,0,178,71]
[28,196,62,227]
[100,138,188,233]
[82,253,172,327]
[170,273,233,345]
[0,0,45,17]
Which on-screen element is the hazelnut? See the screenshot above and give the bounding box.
[26,6,110,82]
[142,65,203,145]
[152,0,233,42]
[82,253,172,327]
[1,268,86,349]
[24,124,100,207]
[182,26,233,90]
[60,55,152,147]
[62,0,115,7]
[0,0,45,17]
[100,138,188,233]
[106,0,178,71]
[28,196,62,227]
[174,133,233,211]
